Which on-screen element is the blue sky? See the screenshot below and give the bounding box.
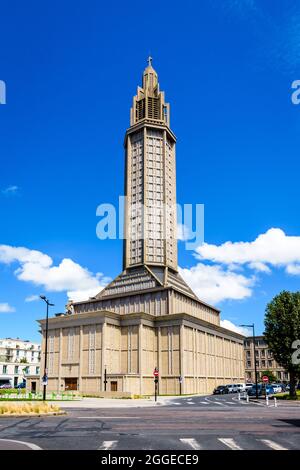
[1,0,300,342]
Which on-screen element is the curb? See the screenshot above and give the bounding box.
[0,411,66,418]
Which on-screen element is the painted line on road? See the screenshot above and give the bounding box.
[77,416,140,419]
[98,440,118,450]
[187,402,195,405]
[225,402,236,405]
[180,438,201,450]
[0,439,42,450]
[200,401,209,405]
[260,439,288,451]
[218,438,243,450]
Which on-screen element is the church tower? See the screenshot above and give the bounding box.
[73,58,221,323]
[124,57,177,272]
[38,59,245,396]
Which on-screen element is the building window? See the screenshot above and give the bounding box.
[36,367,40,375]
[14,366,19,374]
[67,329,75,360]
[88,328,96,374]
[3,365,7,374]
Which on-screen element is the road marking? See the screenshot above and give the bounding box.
[77,416,139,419]
[187,402,195,405]
[200,401,209,405]
[214,401,225,406]
[98,440,118,450]
[260,439,288,451]
[218,438,243,450]
[225,401,236,405]
[0,439,42,450]
[180,438,201,450]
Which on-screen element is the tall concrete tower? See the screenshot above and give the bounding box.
[74,59,220,326]
[39,59,245,397]
[123,57,177,272]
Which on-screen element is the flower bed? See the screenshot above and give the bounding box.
[0,402,61,416]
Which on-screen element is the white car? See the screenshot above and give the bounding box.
[236,383,246,392]
[227,384,239,393]
[245,383,254,390]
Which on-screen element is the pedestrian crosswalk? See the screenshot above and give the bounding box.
[97,435,290,451]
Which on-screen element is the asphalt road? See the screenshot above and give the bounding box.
[0,394,299,450]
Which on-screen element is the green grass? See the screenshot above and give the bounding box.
[275,390,300,400]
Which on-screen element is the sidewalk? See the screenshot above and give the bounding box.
[47,394,200,408]
[47,396,165,408]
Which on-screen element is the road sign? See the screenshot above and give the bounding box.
[262,375,269,383]
[153,368,159,377]
[179,376,183,384]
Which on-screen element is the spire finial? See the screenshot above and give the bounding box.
[147,55,153,67]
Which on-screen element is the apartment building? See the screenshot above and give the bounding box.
[0,337,41,388]
[244,336,289,383]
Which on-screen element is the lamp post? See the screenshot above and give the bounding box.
[240,323,258,399]
[40,295,54,401]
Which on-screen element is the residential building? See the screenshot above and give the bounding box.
[244,336,289,383]
[0,337,41,387]
[38,59,245,395]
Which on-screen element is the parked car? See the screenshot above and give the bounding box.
[271,384,282,393]
[236,383,246,392]
[227,384,239,393]
[279,383,287,392]
[245,383,254,390]
[213,385,229,395]
[0,383,12,389]
[247,384,274,397]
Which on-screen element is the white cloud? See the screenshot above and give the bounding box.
[0,244,110,302]
[1,185,19,196]
[286,264,300,275]
[220,319,250,336]
[67,286,105,302]
[179,263,254,304]
[25,295,40,302]
[195,228,300,274]
[0,302,15,313]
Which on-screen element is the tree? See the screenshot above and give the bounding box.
[260,370,277,384]
[264,290,300,398]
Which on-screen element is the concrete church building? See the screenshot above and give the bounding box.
[39,59,244,395]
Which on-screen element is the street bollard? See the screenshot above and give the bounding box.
[266,394,269,406]
[238,392,240,401]
[274,397,277,408]
[246,394,249,403]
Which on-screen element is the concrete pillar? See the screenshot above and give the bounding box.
[180,324,185,394]
[158,327,162,394]
[78,325,83,392]
[58,328,62,393]
[101,322,106,391]
[139,323,143,395]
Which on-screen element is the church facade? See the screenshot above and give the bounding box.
[39,60,244,395]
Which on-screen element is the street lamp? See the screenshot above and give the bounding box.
[240,323,258,399]
[40,295,54,401]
